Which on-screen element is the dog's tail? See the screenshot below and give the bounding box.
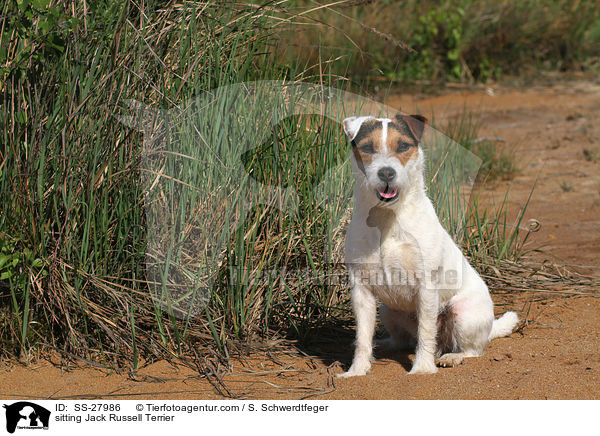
[488,311,519,341]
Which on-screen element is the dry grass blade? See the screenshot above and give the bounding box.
[485,258,600,296]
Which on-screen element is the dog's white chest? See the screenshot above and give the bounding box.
[346,209,421,310]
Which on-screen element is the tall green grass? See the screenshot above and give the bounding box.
[424,110,532,265]
[0,0,278,360]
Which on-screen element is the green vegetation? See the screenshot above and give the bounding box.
[0,0,278,362]
[437,112,517,181]
[276,0,600,83]
[0,0,549,368]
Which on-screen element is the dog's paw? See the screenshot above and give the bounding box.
[337,362,371,378]
[437,352,465,367]
[408,360,438,375]
[337,369,367,378]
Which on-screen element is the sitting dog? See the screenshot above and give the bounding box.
[339,113,519,376]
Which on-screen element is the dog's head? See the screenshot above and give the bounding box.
[342,113,427,205]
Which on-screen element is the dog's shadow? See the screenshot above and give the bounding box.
[372,343,414,372]
[293,323,414,373]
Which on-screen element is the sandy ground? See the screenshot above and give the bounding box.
[1,79,599,400]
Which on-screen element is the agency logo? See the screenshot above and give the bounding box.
[3,402,50,434]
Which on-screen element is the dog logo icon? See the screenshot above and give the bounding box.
[3,402,50,433]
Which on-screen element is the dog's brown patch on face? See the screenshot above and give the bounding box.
[387,121,419,165]
[351,119,383,173]
[349,116,425,170]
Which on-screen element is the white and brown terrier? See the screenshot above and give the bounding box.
[339,113,518,376]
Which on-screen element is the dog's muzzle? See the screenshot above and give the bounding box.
[376,184,399,202]
[376,167,399,202]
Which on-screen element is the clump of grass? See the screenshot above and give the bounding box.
[464,188,538,267]
[0,0,279,362]
[434,111,518,182]
[560,181,574,192]
[471,141,517,181]
[583,148,600,162]
[424,111,532,268]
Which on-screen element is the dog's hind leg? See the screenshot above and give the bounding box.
[438,293,494,367]
[377,305,417,350]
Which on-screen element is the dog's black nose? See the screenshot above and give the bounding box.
[378,167,396,182]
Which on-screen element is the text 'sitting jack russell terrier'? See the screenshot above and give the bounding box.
[339,113,519,376]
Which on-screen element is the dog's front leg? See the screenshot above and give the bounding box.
[409,288,439,374]
[338,282,377,378]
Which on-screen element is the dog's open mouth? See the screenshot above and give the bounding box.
[376,185,399,202]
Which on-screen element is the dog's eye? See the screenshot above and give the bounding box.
[396,142,412,153]
[359,142,375,154]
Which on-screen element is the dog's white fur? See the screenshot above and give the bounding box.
[339,115,519,377]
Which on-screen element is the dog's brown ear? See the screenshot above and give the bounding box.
[395,113,428,142]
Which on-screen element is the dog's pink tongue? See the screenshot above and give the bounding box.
[378,187,398,199]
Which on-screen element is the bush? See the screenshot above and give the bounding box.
[273,0,600,83]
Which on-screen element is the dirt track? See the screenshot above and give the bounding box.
[1,80,599,400]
